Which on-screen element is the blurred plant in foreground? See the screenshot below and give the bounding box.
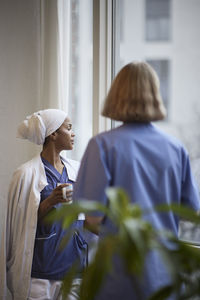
[47,187,200,300]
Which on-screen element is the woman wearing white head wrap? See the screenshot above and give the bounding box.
[0,109,87,300]
[17,109,68,145]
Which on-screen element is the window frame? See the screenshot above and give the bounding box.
[92,0,114,135]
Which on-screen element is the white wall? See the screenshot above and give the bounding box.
[0,0,41,237]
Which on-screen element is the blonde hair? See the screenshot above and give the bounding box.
[102,61,166,122]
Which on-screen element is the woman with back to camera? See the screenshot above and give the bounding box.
[73,62,200,300]
[0,109,88,300]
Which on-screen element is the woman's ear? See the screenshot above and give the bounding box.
[49,131,57,141]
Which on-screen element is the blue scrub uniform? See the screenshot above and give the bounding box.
[31,158,87,280]
[73,122,200,300]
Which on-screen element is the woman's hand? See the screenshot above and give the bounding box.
[38,183,73,220]
[50,183,73,205]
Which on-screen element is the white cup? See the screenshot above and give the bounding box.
[62,184,73,199]
[57,183,73,204]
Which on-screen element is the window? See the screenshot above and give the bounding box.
[58,0,111,160]
[146,59,170,112]
[54,0,93,161]
[145,0,171,41]
[112,0,200,184]
[67,0,93,161]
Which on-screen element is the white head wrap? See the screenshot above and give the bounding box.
[17,109,68,145]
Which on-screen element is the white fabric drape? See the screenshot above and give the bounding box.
[39,0,70,113]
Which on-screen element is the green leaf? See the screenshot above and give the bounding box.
[105,187,131,222]
[155,203,200,224]
[61,262,80,298]
[147,285,174,300]
[45,200,108,228]
[129,204,143,218]
[119,218,154,275]
[80,235,118,300]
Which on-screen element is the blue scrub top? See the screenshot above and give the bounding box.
[31,157,87,280]
[73,122,200,300]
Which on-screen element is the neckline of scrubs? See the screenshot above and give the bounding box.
[41,156,67,183]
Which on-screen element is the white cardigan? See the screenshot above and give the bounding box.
[0,154,79,300]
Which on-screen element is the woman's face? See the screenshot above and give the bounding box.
[55,117,75,151]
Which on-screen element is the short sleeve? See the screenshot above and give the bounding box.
[181,148,200,211]
[73,137,111,209]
